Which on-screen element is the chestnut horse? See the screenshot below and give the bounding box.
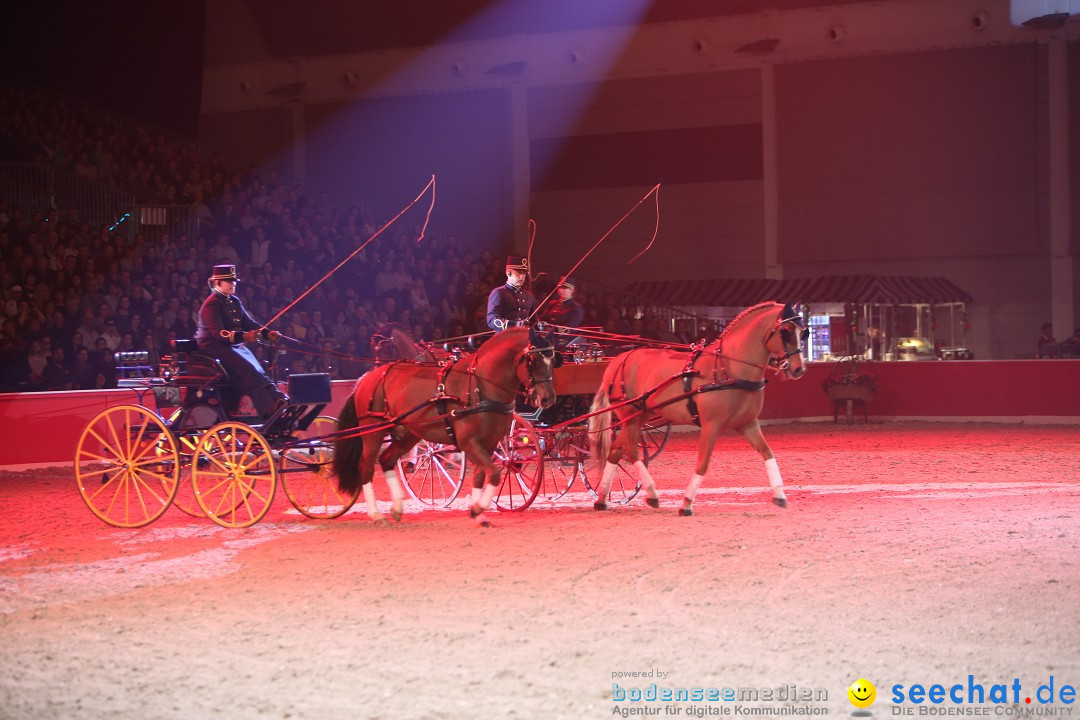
[588,302,806,514]
[332,327,557,526]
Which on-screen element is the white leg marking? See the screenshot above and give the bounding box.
[765,457,786,501]
[597,462,617,502]
[634,460,658,499]
[384,467,404,519]
[472,480,499,525]
[384,468,403,501]
[362,483,383,522]
[684,473,705,503]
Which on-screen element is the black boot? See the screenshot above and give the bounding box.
[251,385,288,421]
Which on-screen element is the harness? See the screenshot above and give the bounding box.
[605,343,769,429]
[368,342,550,450]
[679,344,767,426]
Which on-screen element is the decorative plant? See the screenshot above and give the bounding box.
[822,355,878,393]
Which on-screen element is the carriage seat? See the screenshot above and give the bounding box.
[169,338,229,387]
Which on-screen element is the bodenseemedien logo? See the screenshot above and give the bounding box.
[609,679,829,716]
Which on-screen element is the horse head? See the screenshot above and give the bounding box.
[470,327,557,409]
[765,302,807,379]
[371,323,434,364]
[521,327,558,409]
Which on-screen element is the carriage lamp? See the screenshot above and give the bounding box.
[116,351,153,378]
[116,351,149,365]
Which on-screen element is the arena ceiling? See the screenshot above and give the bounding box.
[241,0,880,58]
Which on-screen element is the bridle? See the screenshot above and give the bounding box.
[520,343,557,393]
[765,318,808,372]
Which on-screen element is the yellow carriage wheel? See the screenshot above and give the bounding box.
[280,416,359,519]
[191,422,278,528]
[158,429,209,518]
[75,405,180,528]
[159,408,214,518]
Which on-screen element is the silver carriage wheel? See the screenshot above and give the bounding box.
[640,418,671,462]
[492,413,542,512]
[397,439,466,509]
[534,427,586,503]
[589,417,671,505]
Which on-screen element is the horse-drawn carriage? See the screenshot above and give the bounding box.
[75,301,807,528]
[392,355,672,512]
[74,339,350,529]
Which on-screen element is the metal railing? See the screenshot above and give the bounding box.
[0,163,203,244]
[0,163,135,229]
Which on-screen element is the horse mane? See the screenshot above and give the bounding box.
[372,323,435,363]
[717,301,780,343]
[372,322,409,340]
[476,326,527,357]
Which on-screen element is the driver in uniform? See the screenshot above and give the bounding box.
[539,275,585,347]
[539,276,584,329]
[195,264,287,420]
[486,255,536,332]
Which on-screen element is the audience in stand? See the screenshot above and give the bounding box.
[0,82,663,391]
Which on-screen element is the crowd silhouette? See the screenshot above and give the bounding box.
[0,83,707,393]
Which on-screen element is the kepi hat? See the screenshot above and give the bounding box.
[505,255,528,271]
[209,264,238,282]
[557,276,576,290]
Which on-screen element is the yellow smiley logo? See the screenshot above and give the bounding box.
[848,678,876,708]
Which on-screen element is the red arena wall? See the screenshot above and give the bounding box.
[1,360,1078,467]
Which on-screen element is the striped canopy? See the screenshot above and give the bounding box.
[623,275,972,308]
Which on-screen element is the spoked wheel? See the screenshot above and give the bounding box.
[584,426,642,506]
[280,416,358,519]
[640,418,671,462]
[534,427,587,503]
[492,414,542,512]
[585,457,641,506]
[163,405,227,519]
[191,422,278,528]
[75,405,180,528]
[397,439,466,509]
[594,418,671,505]
[168,431,209,518]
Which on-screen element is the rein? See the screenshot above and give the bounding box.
[263,176,436,330]
[360,334,554,449]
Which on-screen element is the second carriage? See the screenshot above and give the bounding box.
[395,348,671,512]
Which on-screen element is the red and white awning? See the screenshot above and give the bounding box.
[624,275,972,308]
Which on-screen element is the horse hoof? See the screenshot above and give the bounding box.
[645,497,660,509]
[478,519,492,528]
[593,501,607,511]
[391,509,403,522]
[468,504,483,518]
[773,497,787,509]
[678,507,693,517]
[373,517,389,527]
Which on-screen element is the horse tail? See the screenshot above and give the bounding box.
[588,385,612,467]
[332,394,364,494]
